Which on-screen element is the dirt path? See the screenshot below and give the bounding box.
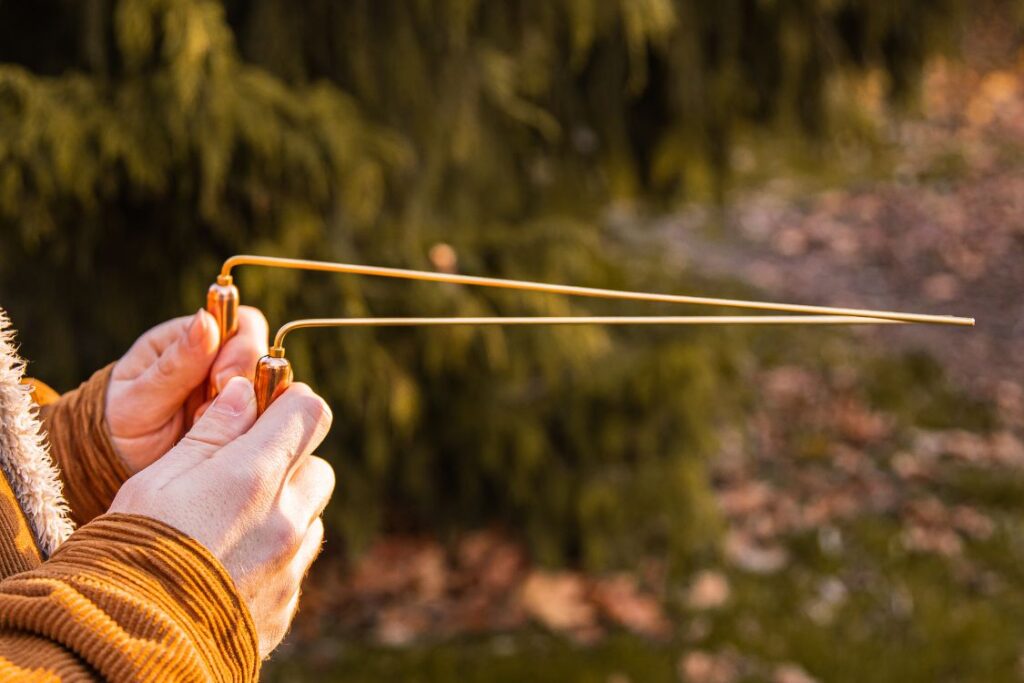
[653,61,1024,406]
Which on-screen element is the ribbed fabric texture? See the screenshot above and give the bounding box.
[0,473,41,579]
[0,365,262,680]
[0,514,259,681]
[39,364,130,527]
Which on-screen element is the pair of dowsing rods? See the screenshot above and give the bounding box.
[201,255,974,414]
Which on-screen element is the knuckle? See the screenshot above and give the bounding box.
[181,427,228,452]
[272,517,304,559]
[278,384,332,435]
[154,350,179,379]
[296,391,332,430]
[308,456,336,494]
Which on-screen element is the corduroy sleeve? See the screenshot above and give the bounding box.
[37,365,130,527]
[0,513,258,681]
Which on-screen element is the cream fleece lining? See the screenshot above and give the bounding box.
[0,308,74,557]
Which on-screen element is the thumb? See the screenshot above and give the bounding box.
[159,377,257,475]
[129,310,221,423]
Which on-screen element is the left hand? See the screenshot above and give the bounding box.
[105,306,269,475]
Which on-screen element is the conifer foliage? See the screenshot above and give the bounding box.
[0,0,960,567]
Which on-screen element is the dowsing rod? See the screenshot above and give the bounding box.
[220,255,975,327]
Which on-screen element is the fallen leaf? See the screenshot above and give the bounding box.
[773,663,819,683]
[678,650,740,683]
[374,605,432,647]
[951,505,995,540]
[457,530,526,594]
[518,571,596,634]
[592,574,672,639]
[349,537,447,599]
[725,531,789,574]
[687,571,731,611]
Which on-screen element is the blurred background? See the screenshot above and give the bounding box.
[1,1,1022,680]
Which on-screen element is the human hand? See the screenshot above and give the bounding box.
[106,307,268,474]
[109,377,335,657]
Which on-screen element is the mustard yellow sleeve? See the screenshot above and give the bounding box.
[0,514,258,681]
[36,365,130,526]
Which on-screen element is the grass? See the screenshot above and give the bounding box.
[264,633,679,682]
[864,352,996,432]
[707,517,1024,682]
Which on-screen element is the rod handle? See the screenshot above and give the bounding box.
[205,276,240,400]
[254,353,293,416]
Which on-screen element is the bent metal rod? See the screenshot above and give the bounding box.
[212,255,975,328]
[199,254,975,411]
[253,315,906,414]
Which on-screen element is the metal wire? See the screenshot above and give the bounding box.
[271,315,903,352]
[223,254,975,327]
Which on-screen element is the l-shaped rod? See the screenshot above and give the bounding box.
[221,254,975,327]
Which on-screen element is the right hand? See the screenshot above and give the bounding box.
[109,376,335,657]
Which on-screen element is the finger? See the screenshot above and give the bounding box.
[113,312,204,380]
[125,310,221,423]
[291,517,325,581]
[261,517,323,658]
[158,377,257,476]
[286,455,336,528]
[192,397,215,423]
[262,582,306,659]
[223,382,332,480]
[210,306,270,393]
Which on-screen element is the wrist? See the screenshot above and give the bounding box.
[44,364,130,525]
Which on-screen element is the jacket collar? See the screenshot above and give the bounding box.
[0,309,74,557]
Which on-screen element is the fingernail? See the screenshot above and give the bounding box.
[211,376,252,416]
[188,309,207,347]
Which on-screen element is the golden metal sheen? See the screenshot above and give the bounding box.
[220,253,974,414]
[257,315,900,413]
[255,314,901,413]
[254,353,292,416]
[271,315,900,354]
[204,279,240,400]
[221,254,975,327]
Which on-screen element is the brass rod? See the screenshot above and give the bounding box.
[272,315,902,351]
[222,255,975,327]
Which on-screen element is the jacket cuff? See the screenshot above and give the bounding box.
[0,513,259,681]
[40,364,129,526]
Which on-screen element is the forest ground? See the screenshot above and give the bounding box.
[263,47,1024,683]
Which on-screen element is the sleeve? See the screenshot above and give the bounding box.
[36,365,131,526]
[0,514,259,681]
